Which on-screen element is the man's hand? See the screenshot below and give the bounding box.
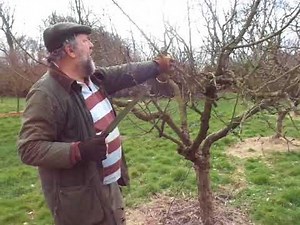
[153,54,175,74]
[78,136,107,162]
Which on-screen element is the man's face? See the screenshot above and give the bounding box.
[73,34,95,76]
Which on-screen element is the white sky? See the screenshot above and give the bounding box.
[4,0,196,43]
[3,0,298,50]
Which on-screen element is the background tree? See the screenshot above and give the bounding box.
[0,0,138,100]
[229,1,300,139]
[0,2,42,111]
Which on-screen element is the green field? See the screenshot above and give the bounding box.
[0,96,300,225]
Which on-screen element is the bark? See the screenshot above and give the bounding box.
[273,110,288,138]
[16,94,20,112]
[195,147,214,225]
[293,100,300,116]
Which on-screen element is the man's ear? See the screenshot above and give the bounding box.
[64,45,76,58]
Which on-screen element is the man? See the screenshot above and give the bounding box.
[18,22,173,225]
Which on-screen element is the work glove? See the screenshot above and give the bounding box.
[78,135,107,162]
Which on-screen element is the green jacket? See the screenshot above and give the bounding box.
[18,61,159,225]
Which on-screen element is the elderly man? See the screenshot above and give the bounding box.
[18,22,173,225]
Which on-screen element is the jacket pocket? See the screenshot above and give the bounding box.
[56,185,104,225]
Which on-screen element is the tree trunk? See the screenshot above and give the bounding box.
[273,110,288,139]
[16,94,20,113]
[195,150,214,225]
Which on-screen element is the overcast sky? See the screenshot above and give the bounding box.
[5,0,197,42]
[3,0,298,50]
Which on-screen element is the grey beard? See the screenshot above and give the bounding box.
[83,57,96,77]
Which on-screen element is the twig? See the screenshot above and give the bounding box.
[110,0,160,53]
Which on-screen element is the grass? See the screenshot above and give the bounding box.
[234,153,300,225]
[0,98,52,225]
[1,96,300,225]
[0,97,25,113]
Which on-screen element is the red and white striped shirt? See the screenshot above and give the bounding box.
[79,79,122,185]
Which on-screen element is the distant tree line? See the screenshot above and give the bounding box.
[0,1,143,98]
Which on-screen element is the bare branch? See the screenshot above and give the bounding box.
[111,0,160,53]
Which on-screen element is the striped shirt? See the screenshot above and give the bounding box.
[78,79,122,184]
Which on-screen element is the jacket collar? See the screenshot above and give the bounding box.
[49,69,77,93]
[48,63,104,93]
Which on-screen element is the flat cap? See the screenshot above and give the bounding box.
[43,22,92,52]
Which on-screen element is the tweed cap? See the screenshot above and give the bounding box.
[43,22,92,52]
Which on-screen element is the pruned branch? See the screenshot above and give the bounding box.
[202,100,269,150]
